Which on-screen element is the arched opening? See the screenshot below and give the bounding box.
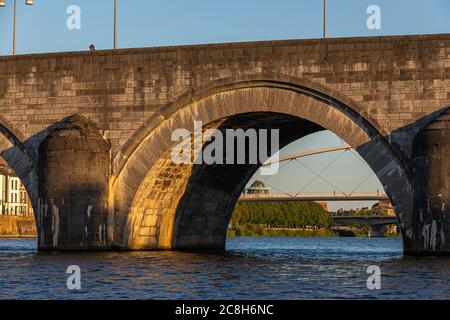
[228,129,399,241]
[112,79,412,251]
[0,120,38,247]
[0,156,36,240]
[160,112,323,250]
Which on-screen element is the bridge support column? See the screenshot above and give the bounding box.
[368,225,385,237]
[37,115,111,250]
[409,111,450,255]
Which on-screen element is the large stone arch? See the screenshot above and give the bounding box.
[110,75,413,251]
[0,115,38,215]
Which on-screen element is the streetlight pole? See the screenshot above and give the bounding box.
[114,0,117,49]
[0,0,34,56]
[323,0,327,39]
[13,0,17,55]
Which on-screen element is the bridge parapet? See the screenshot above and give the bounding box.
[0,34,448,160]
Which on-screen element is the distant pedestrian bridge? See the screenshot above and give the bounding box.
[331,215,398,237]
[238,192,389,202]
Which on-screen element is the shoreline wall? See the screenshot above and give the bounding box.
[0,216,37,237]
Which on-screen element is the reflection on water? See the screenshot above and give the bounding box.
[0,237,449,299]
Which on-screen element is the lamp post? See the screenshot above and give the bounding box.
[0,0,34,56]
[114,0,117,49]
[323,0,327,38]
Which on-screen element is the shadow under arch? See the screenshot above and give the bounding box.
[111,75,413,251]
[0,115,38,216]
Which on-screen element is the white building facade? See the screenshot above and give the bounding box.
[0,166,33,216]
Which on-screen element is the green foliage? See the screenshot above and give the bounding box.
[227,224,337,237]
[347,207,388,216]
[230,201,332,229]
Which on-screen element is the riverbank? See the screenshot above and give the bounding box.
[0,216,37,238]
[227,225,400,238]
[227,225,338,237]
[0,235,37,238]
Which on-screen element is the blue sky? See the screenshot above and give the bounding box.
[0,0,449,54]
[1,0,449,210]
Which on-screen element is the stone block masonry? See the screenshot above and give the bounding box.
[0,34,448,253]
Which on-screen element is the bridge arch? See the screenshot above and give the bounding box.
[0,115,38,215]
[111,75,413,251]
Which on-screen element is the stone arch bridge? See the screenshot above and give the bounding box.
[0,34,449,254]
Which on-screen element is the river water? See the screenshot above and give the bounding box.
[0,237,449,300]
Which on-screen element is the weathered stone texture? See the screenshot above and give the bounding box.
[0,34,448,159]
[411,110,450,254]
[0,34,448,253]
[37,115,110,250]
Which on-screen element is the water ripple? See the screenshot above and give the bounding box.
[0,237,449,299]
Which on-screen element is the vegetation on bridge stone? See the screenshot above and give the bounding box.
[230,201,332,230]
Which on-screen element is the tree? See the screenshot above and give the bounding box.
[231,201,331,229]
